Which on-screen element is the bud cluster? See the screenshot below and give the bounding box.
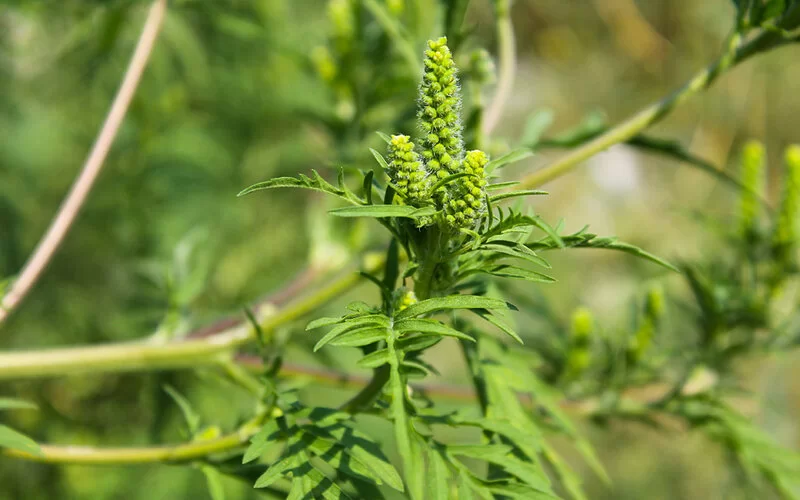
[738,140,765,240]
[383,37,490,230]
[774,145,800,260]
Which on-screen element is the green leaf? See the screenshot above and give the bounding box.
[376,131,392,144]
[314,320,386,352]
[484,265,556,283]
[0,425,42,457]
[490,190,548,203]
[163,385,200,435]
[475,310,524,344]
[0,399,38,411]
[519,110,555,147]
[201,465,226,500]
[328,327,388,348]
[486,149,535,175]
[357,349,391,368]
[307,316,345,331]
[394,319,476,341]
[481,242,551,268]
[542,442,588,500]
[429,173,476,194]
[238,169,361,205]
[329,205,436,219]
[370,148,391,170]
[394,295,511,320]
[398,335,443,353]
[304,422,404,492]
[449,446,552,494]
[427,447,451,500]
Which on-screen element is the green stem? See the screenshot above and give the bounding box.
[2,423,260,465]
[0,258,380,381]
[482,0,515,137]
[518,29,798,189]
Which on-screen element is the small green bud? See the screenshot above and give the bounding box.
[773,145,800,263]
[311,46,337,82]
[328,0,356,52]
[738,140,765,241]
[394,289,418,312]
[469,49,496,86]
[564,307,593,379]
[644,284,665,322]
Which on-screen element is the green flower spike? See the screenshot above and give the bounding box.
[773,145,800,262]
[738,140,766,241]
[565,307,593,379]
[445,150,489,228]
[387,134,430,206]
[419,37,463,182]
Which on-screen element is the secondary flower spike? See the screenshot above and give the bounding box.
[387,134,429,205]
[445,149,489,229]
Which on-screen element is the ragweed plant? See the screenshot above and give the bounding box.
[238,36,676,499]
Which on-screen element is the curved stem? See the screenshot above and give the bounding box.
[0,258,378,381]
[481,0,515,137]
[0,0,167,326]
[518,29,798,189]
[2,425,259,466]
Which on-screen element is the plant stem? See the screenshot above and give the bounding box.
[0,259,377,381]
[518,28,798,189]
[481,0,515,137]
[0,0,167,326]
[2,425,259,465]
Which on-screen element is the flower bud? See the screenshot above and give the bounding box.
[773,145,800,264]
[738,140,765,241]
[387,135,431,207]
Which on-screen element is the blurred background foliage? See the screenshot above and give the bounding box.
[1,0,800,498]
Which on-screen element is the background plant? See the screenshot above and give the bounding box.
[2,0,800,499]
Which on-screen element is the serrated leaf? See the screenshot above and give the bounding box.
[329,205,436,219]
[394,318,475,341]
[0,425,42,457]
[163,385,200,435]
[357,349,391,368]
[394,295,510,320]
[238,169,361,205]
[482,242,551,268]
[243,420,282,464]
[486,149,535,175]
[490,190,549,203]
[484,265,556,283]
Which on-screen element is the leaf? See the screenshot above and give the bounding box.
[481,242,551,268]
[329,205,436,219]
[542,442,588,500]
[314,320,388,352]
[528,228,678,272]
[483,265,556,283]
[485,149,535,175]
[394,318,476,341]
[163,385,200,435]
[376,131,392,144]
[0,399,38,411]
[201,465,226,500]
[474,310,524,344]
[519,110,555,147]
[328,327,388,347]
[394,295,511,320]
[0,425,42,457]
[370,148,391,170]
[307,316,346,331]
[238,169,361,205]
[303,422,404,492]
[448,445,553,493]
[357,349,391,368]
[427,447,451,500]
[490,190,548,203]
[398,335,443,353]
